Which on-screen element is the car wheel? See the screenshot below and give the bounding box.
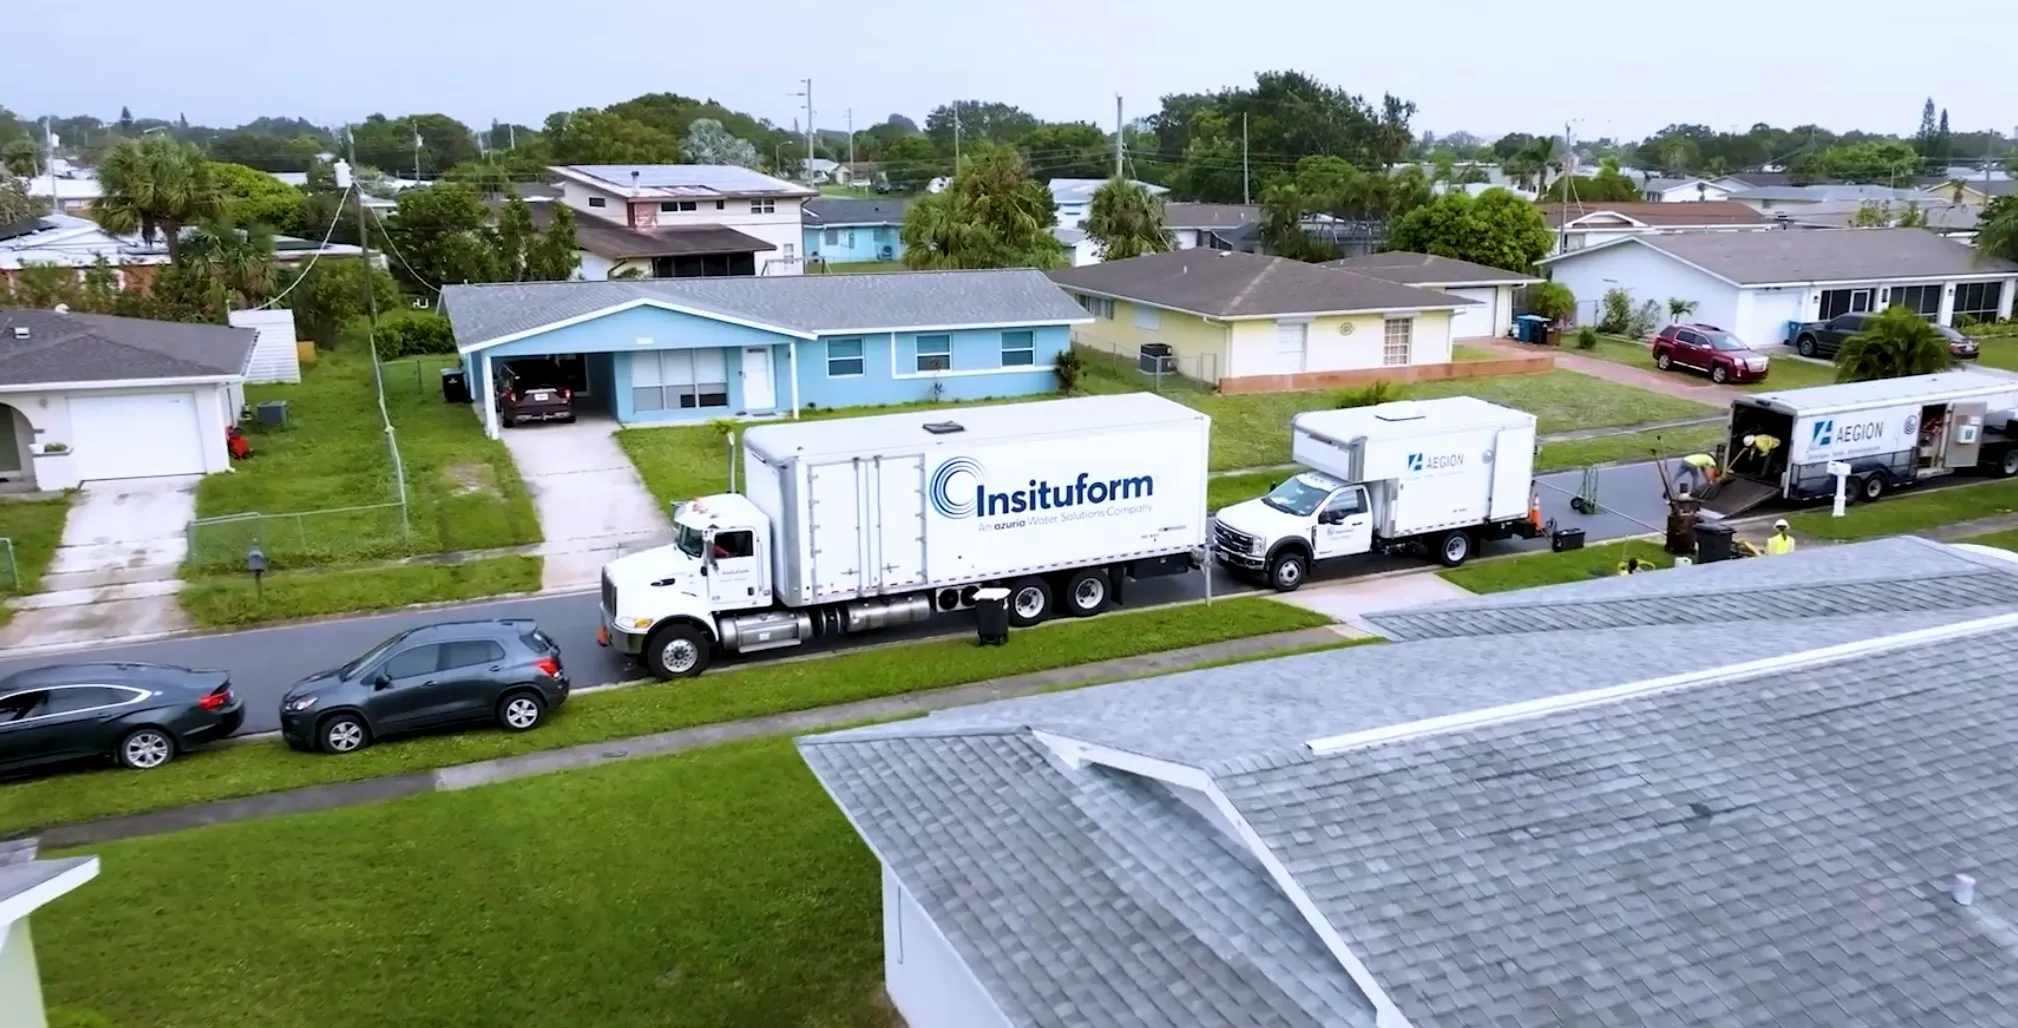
[1436,529,1474,567]
[1710,364,1730,384]
[1796,336,1818,358]
[2000,449,2018,478]
[115,727,176,770]
[645,622,712,679]
[1007,576,1054,627]
[318,713,370,755]
[1267,550,1309,592]
[1860,474,1887,502]
[1655,352,1673,371]
[1062,569,1110,617]
[497,691,546,732]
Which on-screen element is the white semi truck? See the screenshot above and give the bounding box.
[1703,370,2018,516]
[599,393,1212,678]
[1212,397,1540,591]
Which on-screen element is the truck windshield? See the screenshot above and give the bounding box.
[1261,475,1335,517]
[674,523,705,559]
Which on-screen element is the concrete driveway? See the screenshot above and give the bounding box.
[0,475,199,648]
[499,417,670,591]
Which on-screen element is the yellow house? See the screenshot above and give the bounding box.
[1048,249,1475,391]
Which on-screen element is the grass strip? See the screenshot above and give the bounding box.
[1439,537,1674,593]
[0,597,1328,835]
[1536,423,1722,471]
[0,494,72,629]
[177,555,543,628]
[1784,477,2018,541]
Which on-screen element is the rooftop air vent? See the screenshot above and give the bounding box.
[10,326,26,340]
[922,421,965,435]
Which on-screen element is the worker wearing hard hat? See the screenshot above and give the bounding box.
[1766,519,1796,556]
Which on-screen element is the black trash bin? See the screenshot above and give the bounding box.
[1550,527,1585,552]
[441,368,471,404]
[973,587,1010,646]
[1695,520,1734,563]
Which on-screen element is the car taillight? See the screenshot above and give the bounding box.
[563,388,572,400]
[505,390,516,403]
[199,688,231,711]
[533,656,561,678]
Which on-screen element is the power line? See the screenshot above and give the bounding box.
[251,184,354,310]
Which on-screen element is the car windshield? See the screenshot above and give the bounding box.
[1936,324,1966,342]
[338,633,407,679]
[674,523,705,559]
[1705,333,1747,351]
[1261,474,1339,517]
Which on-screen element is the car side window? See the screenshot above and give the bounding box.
[439,640,506,671]
[382,645,443,680]
[41,687,129,715]
[1323,490,1366,517]
[1676,330,1703,347]
[712,530,756,559]
[0,690,50,723]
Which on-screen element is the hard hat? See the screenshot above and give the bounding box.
[1774,519,1789,529]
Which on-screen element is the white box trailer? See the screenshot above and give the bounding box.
[1713,370,2018,514]
[1212,397,1539,590]
[599,393,1211,678]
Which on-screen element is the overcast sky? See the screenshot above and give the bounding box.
[7,0,2015,144]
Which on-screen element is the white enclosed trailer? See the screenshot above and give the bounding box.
[1212,397,1539,590]
[1712,370,2018,515]
[599,393,1211,677]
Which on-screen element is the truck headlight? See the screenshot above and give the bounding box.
[627,617,653,630]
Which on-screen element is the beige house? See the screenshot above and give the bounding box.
[1048,249,1475,391]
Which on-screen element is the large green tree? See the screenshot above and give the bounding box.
[93,135,221,256]
[1148,72,1413,202]
[1836,305,1954,382]
[346,113,479,177]
[1015,122,1111,181]
[2,138,42,178]
[276,259,400,343]
[383,182,499,288]
[0,178,43,224]
[208,161,307,234]
[604,92,793,159]
[182,218,279,307]
[540,109,681,165]
[1083,179,1171,260]
[900,145,1064,270]
[924,101,1040,155]
[1383,188,1552,273]
[1974,195,2018,264]
[207,131,324,172]
[879,134,940,192]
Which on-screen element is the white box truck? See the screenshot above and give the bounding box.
[1708,370,2018,516]
[1212,397,1539,591]
[598,393,1211,678]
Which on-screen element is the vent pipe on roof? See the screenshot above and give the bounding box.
[631,170,641,189]
[1954,874,1978,907]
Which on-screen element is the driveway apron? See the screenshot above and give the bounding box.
[0,475,199,648]
[499,418,670,592]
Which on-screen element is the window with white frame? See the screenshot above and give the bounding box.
[916,335,952,372]
[824,228,841,245]
[714,200,725,210]
[1382,318,1413,366]
[750,198,776,214]
[1132,303,1161,331]
[1001,330,1035,367]
[1885,284,1941,320]
[661,200,697,212]
[827,338,864,377]
[632,350,729,411]
[587,196,607,208]
[1956,282,2005,324]
[1074,294,1114,319]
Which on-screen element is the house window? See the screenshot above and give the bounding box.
[826,338,865,377]
[1075,294,1114,319]
[1818,287,1876,321]
[661,200,697,213]
[824,228,841,245]
[587,197,607,208]
[1886,284,1941,320]
[1132,304,1161,331]
[1383,318,1413,366]
[1001,330,1035,367]
[784,244,795,260]
[715,200,725,210]
[750,198,776,214]
[1955,282,2005,325]
[916,335,952,372]
[632,350,729,412]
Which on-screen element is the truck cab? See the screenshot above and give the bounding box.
[1214,472,1374,590]
[600,495,777,675]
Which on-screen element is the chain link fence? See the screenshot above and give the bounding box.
[1072,336,1219,393]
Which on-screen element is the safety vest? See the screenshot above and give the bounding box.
[1766,533,1795,556]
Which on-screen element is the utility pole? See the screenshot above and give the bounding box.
[847,109,855,175]
[508,123,517,151]
[1114,96,1125,179]
[802,79,815,181]
[412,125,424,182]
[1241,113,1250,205]
[346,128,379,330]
[954,105,962,171]
[42,117,57,212]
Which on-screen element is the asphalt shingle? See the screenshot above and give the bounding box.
[1047,249,1472,319]
[1595,227,2018,285]
[0,310,255,385]
[1324,251,1542,286]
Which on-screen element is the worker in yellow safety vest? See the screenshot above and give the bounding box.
[1766,519,1796,556]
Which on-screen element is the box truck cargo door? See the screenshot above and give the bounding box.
[872,455,928,592]
[1945,402,1988,470]
[1313,486,1373,559]
[1490,424,1537,522]
[808,461,864,600]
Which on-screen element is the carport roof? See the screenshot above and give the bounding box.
[0,310,256,387]
[441,269,1094,350]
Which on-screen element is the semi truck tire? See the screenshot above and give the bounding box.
[1062,569,1110,617]
[645,622,713,679]
[1266,550,1309,593]
[1007,577,1054,627]
[1857,474,1887,503]
[1997,449,2018,478]
[1435,530,1473,567]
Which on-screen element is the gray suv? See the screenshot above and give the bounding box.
[278,620,569,754]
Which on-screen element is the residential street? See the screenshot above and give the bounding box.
[0,463,1670,733]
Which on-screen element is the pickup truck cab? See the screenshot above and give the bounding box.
[1214,471,1374,590]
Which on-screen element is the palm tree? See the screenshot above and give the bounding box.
[181,219,277,307]
[93,135,220,257]
[1667,297,1698,323]
[1,139,41,179]
[1083,178,1171,261]
[1836,305,1953,383]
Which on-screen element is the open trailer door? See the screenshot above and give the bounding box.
[1945,401,1988,470]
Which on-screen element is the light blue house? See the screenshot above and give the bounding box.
[802,197,910,265]
[441,271,1090,438]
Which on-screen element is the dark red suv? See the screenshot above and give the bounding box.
[1651,323,1770,384]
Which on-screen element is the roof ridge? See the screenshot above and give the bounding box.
[1222,253,1288,314]
[1376,570,2012,616]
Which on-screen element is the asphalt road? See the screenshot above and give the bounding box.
[0,464,1665,734]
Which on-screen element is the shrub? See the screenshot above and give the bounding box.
[1526,280,1575,323]
[1575,325,1599,350]
[1597,287,1634,334]
[1054,347,1086,392]
[1627,299,1664,340]
[370,310,457,358]
[1336,380,1397,408]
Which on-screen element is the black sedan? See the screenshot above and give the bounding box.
[0,663,244,774]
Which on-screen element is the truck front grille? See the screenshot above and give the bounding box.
[601,570,616,617]
[1214,521,1258,554]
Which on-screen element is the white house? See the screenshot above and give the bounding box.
[548,165,815,276]
[1160,203,1262,251]
[1729,184,1936,213]
[1640,176,1732,203]
[1,842,98,1028]
[0,310,254,491]
[1540,227,2018,348]
[1326,251,1543,339]
[0,213,362,283]
[1045,178,1169,232]
[1539,201,1776,256]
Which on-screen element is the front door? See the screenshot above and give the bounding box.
[706,528,764,608]
[741,347,776,411]
[367,644,446,730]
[1275,321,1309,373]
[433,638,508,724]
[1312,486,1374,559]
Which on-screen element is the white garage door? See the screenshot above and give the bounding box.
[70,392,206,480]
[1447,287,1498,339]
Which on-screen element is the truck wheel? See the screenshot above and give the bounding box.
[1998,449,2018,478]
[1795,335,1818,358]
[1062,569,1110,617]
[1266,551,1309,593]
[1436,530,1474,567]
[1710,364,1729,384]
[1858,474,1887,503]
[1007,577,1053,627]
[645,622,712,679]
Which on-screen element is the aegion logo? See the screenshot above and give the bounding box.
[1406,452,1464,473]
[927,457,1155,519]
[1811,418,1886,449]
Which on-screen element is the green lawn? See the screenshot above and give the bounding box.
[176,555,541,628]
[1439,537,1674,593]
[1957,527,2018,550]
[0,597,1328,835]
[0,494,72,626]
[1785,477,2018,541]
[1536,422,1723,471]
[38,736,894,1028]
[1452,345,1503,362]
[188,348,540,573]
[1975,341,2018,372]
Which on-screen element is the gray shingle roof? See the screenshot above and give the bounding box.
[441,269,1092,347]
[0,310,255,386]
[1047,249,1472,319]
[0,854,93,904]
[1561,227,2018,285]
[800,537,2018,1028]
[1161,203,1263,230]
[803,197,911,226]
[1324,251,1543,286]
